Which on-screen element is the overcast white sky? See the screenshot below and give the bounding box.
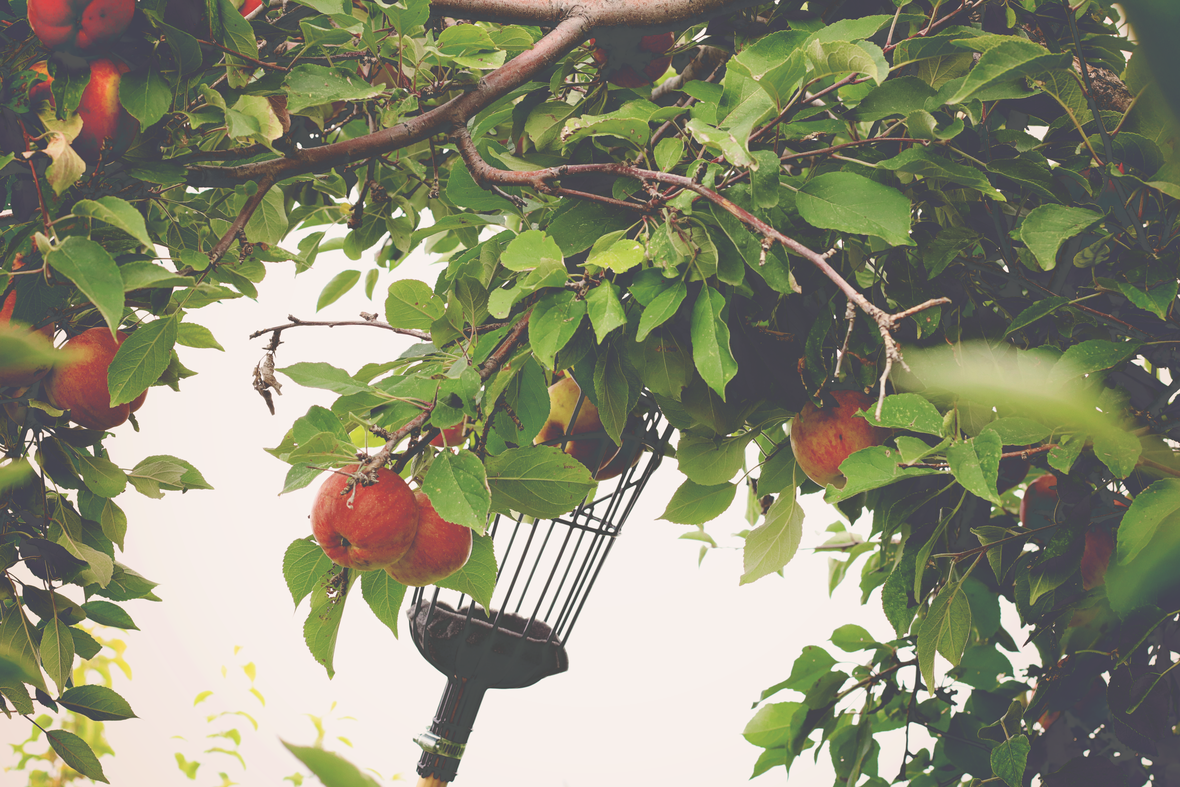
[3,240,914,786]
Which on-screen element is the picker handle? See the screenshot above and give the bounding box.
[417,777,447,787]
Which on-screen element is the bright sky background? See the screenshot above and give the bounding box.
[3,239,914,786]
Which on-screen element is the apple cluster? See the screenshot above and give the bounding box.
[310,465,473,586]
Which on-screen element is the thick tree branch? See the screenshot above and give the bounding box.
[187,14,592,189]
[428,0,763,31]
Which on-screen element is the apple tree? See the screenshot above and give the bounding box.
[3,0,1180,784]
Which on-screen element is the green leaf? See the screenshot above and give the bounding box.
[278,362,372,395]
[677,432,752,485]
[119,68,171,131]
[1050,339,1141,383]
[796,171,914,246]
[948,39,1070,103]
[1018,205,1104,271]
[586,283,627,343]
[825,446,942,502]
[176,322,225,351]
[1005,296,1070,336]
[218,0,259,88]
[501,230,562,271]
[80,601,137,630]
[0,604,47,692]
[41,615,73,694]
[830,624,876,652]
[47,730,108,783]
[740,493,804,585]
[854,76,937,121]
[529,291,586,370]
[119,262,193,291]
[284,536,336,608]
[281,740,379,787]
[58,685,137,721]
[743,702,803,749]
[654,138,685,171]
[435,532,496,610]
[983,417,1052,445]
[585,239,645,273]
[690,285,739,399]
[70,451,127,498]
[485,446,597,519]
[762,646,837,699]
[360,568,407,639]
[245,188,288,245]
[917,579,972,693]
[303,565,356,678]
[947,431,1002,504]
[422,449,491,534]
[1118,478,1180,565]
[108,315,178,406]
[73,197,153,248]
[861,393,943,435]
[316,270,361,312]
[636,281,687,343]
[990,734,1030,787]
[46,237,124,335]
[660,479,737,525]
[878,147,1005,200]
[385,279,444,331]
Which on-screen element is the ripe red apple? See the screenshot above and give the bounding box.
[429,424,465,448]
[42,327,146,430]
[311,464,420,570]
[238,0,262,15]
[789,390,889,488]
[28,0,134,56]
[590,31,674,88]
[384,491,472,586]
[1019,474,1057,527]
[534,375,634,481]
[0,254,55,389]
[28,59,135,163]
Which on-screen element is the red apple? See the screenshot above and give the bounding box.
[42,327,146,430]
[1019,474,1057,527]
[789,390,889,488]
[534,375,634,481]
[384,491,472,586]
[590,31,674,88]
[0,254,55,389]
[311,464,420,570]
[28,0,134,56]
[238,0,262,15]
[29,59,135,163]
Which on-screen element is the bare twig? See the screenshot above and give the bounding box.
[249,313,432,343]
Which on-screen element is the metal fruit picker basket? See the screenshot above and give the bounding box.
[408,391,672,786]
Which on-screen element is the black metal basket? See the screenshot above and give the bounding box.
[408,393,672,783]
